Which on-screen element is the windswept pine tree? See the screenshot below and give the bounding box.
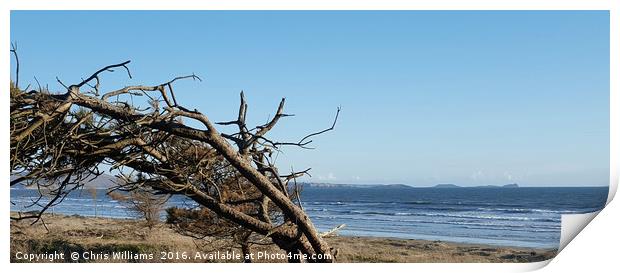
[9,46,340,262]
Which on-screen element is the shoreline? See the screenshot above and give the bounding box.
[10,214,557,263]
[327,232,556,250]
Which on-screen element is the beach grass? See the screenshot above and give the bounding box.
[10,214,556,263]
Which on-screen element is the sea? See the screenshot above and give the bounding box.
[10,186,608,249]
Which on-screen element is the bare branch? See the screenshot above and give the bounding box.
[56,77,68,90]
[320,224,346,238]
[297,106,341,146]
[10,42,19,88]
[73,60,132,89]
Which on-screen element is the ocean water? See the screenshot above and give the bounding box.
[10,186,608,249]
[300,187,607,249]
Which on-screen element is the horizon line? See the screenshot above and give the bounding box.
[302,181,610,188]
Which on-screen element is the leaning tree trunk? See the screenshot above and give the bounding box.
[67,87,334,261]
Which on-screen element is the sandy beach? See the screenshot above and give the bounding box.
[10,214,556,263]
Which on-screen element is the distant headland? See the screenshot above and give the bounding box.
[300,182,520,189]
[433,183,519,188]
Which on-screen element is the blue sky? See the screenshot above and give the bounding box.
[10,11,609,186]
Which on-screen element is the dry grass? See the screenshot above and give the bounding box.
[10,214,556,263]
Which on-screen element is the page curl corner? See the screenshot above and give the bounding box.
[558,211,601,253]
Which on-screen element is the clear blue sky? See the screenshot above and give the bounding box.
[10,11,609,187]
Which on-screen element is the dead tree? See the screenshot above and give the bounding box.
[10,49,340,262]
